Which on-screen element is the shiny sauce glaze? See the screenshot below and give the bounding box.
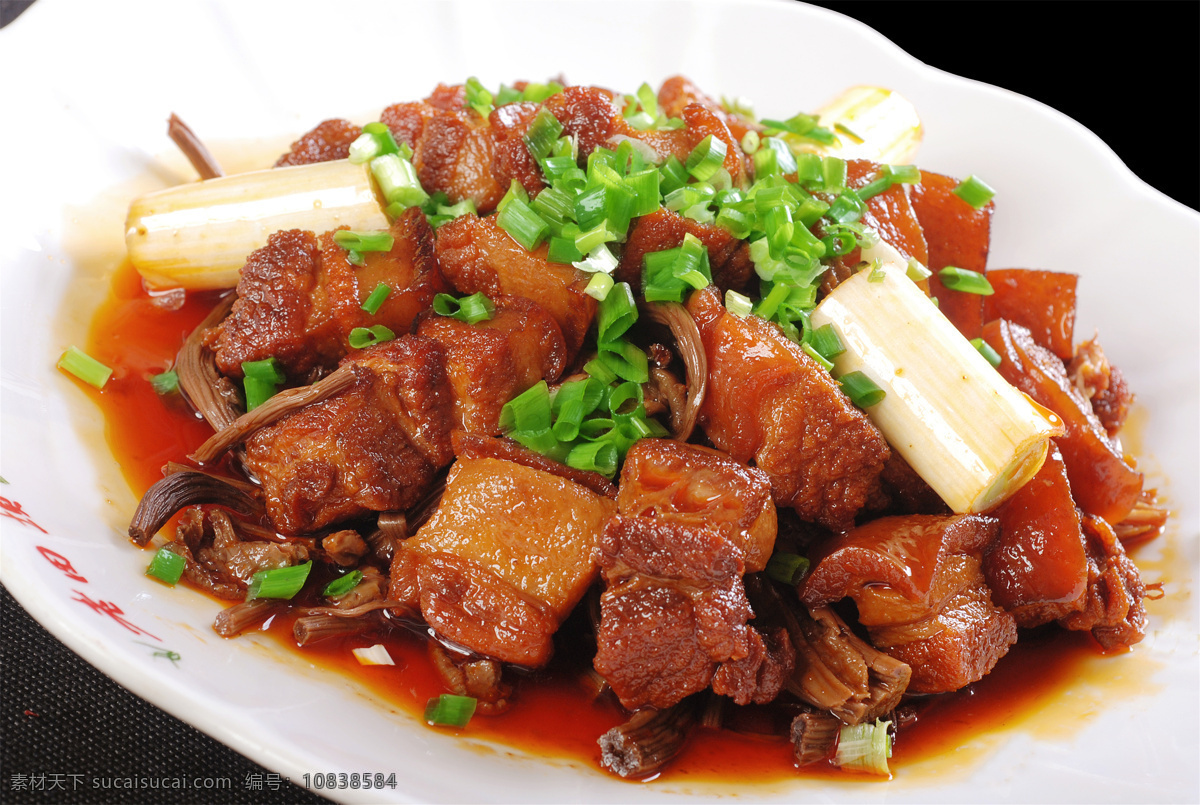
[85,260,1131,783]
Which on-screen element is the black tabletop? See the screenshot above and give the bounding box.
[2,3,1196,805]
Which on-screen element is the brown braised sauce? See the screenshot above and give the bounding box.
[86,260,1128,782]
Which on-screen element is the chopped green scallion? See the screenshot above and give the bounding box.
[361,283,392,315]
[839,371,885,408]
[150,369,179,395]
[970,337,1003,367]
[58,346,113,389]
[322,570,364,597]
[952,174,996,209]
[424,694,477,728]
[938,266,994,295]
[145,546,186,585]
[347,325,395,349]
[765,552,810,586]
[246,561,312,601]
[834,719,893,776]
[725,289,754,318]
[685,135,727,181]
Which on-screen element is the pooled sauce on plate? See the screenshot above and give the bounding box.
[84,260,1145,783]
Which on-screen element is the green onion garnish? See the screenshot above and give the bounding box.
[970,337,1003,368]
[432,292,495,325]
[322,570,364,597]
[839,371,885,408]
[241,357,285,411]
[145,546,186,585]
[496,193,549,251]
[952,175,995,209]
[348,325,396,349]
[937,266,994,295]
[246,561,312,601]
[725,289,753,318]
[361,283,392,315]
[523,107,564,161]
[150,369,179,395]
[348,122,401,164]
[463,76,493,118]
[371,153,429,210]
[424,694,477,728]
[58,346,112,389]
[834,719,893,776]
[809,324,845,360]
[765,552,810,586]
[685,135,727,182]
[906,257,932,282]
[597,282,638,345]
[334,230,394,256]
[584,272,615,301]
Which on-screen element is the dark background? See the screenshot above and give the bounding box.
[2,2,1197,804]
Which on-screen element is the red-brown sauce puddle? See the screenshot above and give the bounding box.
[85,261,1114,784]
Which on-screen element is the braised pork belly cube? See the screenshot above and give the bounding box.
[380,84,507,212]
[686,286,890,531]
[415,293,567,434]
[616,439,776,572]
[390,456,616,667]
[657,75,758,142]
[909,169,994,338]
[801,514,1016,694]
[211,207,446,379]
[616,208,754,295]
[273,118,362,167]
[982,319,1143,524]
[594,440,788,709]
[242,335,454,536]
[984,269,1078,360]
[984,446,1089,628]
[435,214,597,360]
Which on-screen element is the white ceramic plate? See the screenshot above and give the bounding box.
[2,1,1197,802]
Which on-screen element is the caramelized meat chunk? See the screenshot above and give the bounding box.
[435,214,597,359]
[984,446,1088,627]
[242,336,454,535]
[1067,336,1134,436]
[801,514,1016,694]
[593,515,754,709]
[212,208,445,378]
[274,119,361,167]
[389,456,616,667]
[381,85,505,212]
[983,319,1143,523]
[594,440,780,709]
[908,169,994,338]
[416,293,567,434]
[657,75,758,142]
[687,286,889,531]
[1058,514,1148,650]
[616,208,754,294]
[985,269,1078,360]
[616,439,777,572]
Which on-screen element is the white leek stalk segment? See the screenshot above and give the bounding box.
[810,257,1063,514]
[125,159,389,290]
[812,86,923,165]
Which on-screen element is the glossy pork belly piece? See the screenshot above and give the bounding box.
[982,319,1143,524]
[656,75,758,142]
[908,169,994,339]
[984,446,1088,627]
[616,208,754,295]
[273,118,362,167]
[616,439,776,572]
[594,515,758,709]
[389,456,616,667]
[686,286,890,531]
[984,269,1078,360]
[242,336,454,535]
[435,214,597,359]
[381,84,506,212]
[211,208,445,379]
[801,514,1016,694]
[416,293,567,434]
[595,440,786,709]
